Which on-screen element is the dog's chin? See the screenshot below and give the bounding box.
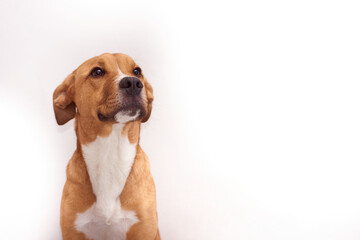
[114,108,142,124]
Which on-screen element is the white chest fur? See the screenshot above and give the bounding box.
[75,124,139,240]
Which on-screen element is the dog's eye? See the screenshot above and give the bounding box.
[91,67,105,78]
[133,67,141,76]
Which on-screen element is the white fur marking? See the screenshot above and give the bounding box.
[76,124,139,240]
[115,110,140,124]
[116,69,129,84]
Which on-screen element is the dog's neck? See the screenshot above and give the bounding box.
[75,119,141,221]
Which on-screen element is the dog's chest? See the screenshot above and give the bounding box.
[75,124,139,240]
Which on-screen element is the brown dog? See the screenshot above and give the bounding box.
[53,53,160,240]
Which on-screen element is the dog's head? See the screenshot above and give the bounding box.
[53,53,153,128]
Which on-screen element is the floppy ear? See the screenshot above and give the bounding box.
[142,79,153,123]
[53,72,76,125]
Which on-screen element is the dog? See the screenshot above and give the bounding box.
[53,53,160,240]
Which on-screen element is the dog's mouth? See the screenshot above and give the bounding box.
[97,100,145,123]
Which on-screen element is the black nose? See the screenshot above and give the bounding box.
[119,77,143,95]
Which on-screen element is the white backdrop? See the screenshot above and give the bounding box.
[1,0,360,239]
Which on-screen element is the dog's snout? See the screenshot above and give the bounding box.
[119,77,143,95]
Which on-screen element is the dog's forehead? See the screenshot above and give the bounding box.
[113,53,137,70]
[77,53,137,74]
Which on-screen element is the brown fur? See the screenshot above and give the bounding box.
[53,53,159,240]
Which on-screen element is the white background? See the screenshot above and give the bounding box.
[0,0,360,239]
